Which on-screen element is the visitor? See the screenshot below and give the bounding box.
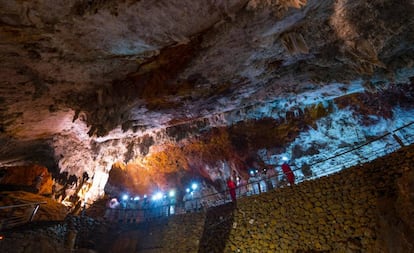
[104,198,120,221]
[192,190,202,212]
[257,169,267,193]
[238,176,248,196]
[226,177,237,204]
[108,198,120,208]
[266,166,278,190]
[183,190,193,213]
[281,162,295,185]
[248,169,260,195]
[142,196,150,219]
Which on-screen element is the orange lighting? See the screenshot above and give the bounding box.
[0,235,4,240]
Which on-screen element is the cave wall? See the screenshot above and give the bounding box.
[0,145,413,252]
[203,146,414,252]
[51,85,414,204]
[108,144,413,252]
[0,165,52,195]
[1,0,414,206]
[106,213,206,253]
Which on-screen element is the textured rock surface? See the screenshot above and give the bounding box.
[1,0,414,204]
[216,145,414,252]
[1,144,413,252]
[0,191,67,221]
[0,165,52,194]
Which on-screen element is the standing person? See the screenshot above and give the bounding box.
[142,196,150,219]
[266,166,277,190]
[282,162,295,186]
[257,169,267,193]
[183,189,192,213]
[239,176,248,196]
[192,190,201,212]
[226,177,237,204]
[248,170,260,195]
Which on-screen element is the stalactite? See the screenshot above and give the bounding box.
[281,32,309,55]
[344,39,386,76]
[247,0,307,10]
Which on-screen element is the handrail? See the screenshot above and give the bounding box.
[0,202,46,210]
[306,121,414,168]
[104,121,414,224]
[0,200,46,230]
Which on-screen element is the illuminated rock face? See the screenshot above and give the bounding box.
[0,165,52,195]
[1,0,414,203]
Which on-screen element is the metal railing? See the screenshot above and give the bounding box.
[104,121,414,224]
[302,121,414,179]
[104,204,177,223]
[0,201,45,230]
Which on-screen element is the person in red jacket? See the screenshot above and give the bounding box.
[281,162,295,186]
[226,177,237,203]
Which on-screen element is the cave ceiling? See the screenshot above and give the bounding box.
[1,0,414,196]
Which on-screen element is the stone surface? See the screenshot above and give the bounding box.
[0,191,68,221]
[0,144,413,252]
[0,0,414,205]
[0,164,52,194]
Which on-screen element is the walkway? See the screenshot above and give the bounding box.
[0,198,45,231]
[104,121,414,224]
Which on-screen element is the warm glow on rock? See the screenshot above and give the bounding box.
[1,0,414,224]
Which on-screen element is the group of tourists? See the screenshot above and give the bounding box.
[104,193,176,222]
[182,161,296,211]
[230,161,295,199]
[104,161,296,222]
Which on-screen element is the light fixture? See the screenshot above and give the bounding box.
[152,192,163,201]
[169,190,175,197]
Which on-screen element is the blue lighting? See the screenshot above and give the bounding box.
[169,190,175,197]
[122,194,129,201]
[191,183,198,191]
[152,192,163,201]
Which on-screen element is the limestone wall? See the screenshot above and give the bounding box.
[0,165,53,194]
[203,146,413,252]
[0,146,413,253]
[107,213,206,253]
[160,213,206,252]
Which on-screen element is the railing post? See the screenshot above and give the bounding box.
[392,133,405,147]
[29,204,40,222]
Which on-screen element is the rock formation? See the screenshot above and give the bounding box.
[0,0,414,205]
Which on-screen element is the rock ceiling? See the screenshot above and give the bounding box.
[1,0,414,199]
